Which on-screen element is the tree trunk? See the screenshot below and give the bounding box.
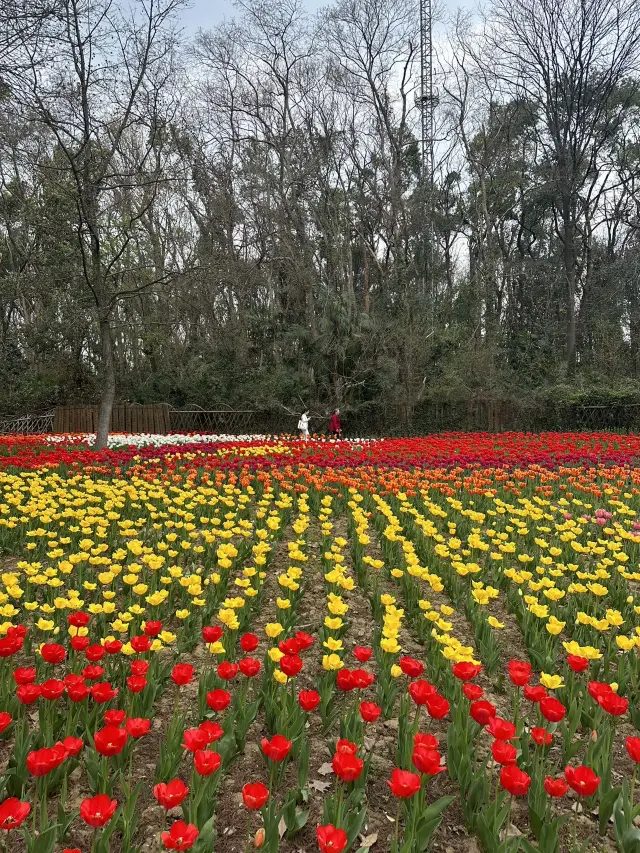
[94,310,116,450]
[563,207,577,374]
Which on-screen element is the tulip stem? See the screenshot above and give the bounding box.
[631,765,638,811]
[335,782,343,828]
[505,794,513,841]
[393,801,401,852]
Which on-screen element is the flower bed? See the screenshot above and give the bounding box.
[0,433,639,852]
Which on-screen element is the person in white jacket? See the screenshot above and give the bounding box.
[297,411,310,439]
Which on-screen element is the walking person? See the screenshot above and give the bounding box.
[298,410,310,440]
[328,408,342,438]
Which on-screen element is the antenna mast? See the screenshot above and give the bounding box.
[417,0,438,328]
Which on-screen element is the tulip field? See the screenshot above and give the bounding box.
[2,432,640,853]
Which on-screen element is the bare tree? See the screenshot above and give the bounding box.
[484,0,640,373]
[4,0,188,446]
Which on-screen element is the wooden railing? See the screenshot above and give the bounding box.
[0,411,55,435]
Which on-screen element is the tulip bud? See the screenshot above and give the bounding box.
[254,828,265,848]
[591,730,598,743]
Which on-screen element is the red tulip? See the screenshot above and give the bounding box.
[171,664,195,686]
[104,640,123,655]
[453,662,482,681]
[280,654,303,677]
[0,713,11,734]
[412,745,444,775]
[240,633,259,652]
[588,681,611,701]
[351,669,375,689]
[143,620,162,637]
[298,690,321,712]
[16,684,41,705]
[335,740,358,755]
[360,702,382,723]
[91,682,118,703]
[217,662,239,680]
[194,749,222,776]
[104,710,127,726]
[317,824,348,853]
[202,626,223,644]
[0,636,21,658]
[387,768,421,798]
[154,779,189,809]
[492,740,517,766]
[242,782,269,809]
[126,675,147,694]
[523,685,547,703]
[353,646,372,663]
[198,721,223,744]
[399,656,424,678]
[425,694,450,719]
[597,692,629,717]
[414,732,439,749]
[332,751,363,782]
[67,682,90,702]
[239,657,261,677]
[182,729,210,752]
[567,655,589,673]
[540,697,566,723]
[79,794,118,827]
[565,765,600,797]
[130,635,151,653]
[408,679,437,705]
[85,644,106,662]
[531,727,553,746]
[486,717,516,740]
[71,636,90,652]
[41,643,66,665]
[126,718,151,738]
[279,638,301,655]
[507,660,531,687]
[161,820,199,851]
[94,726,128,757]
[463,683,484,700]
[206,689,232,712]
[500,765,531,796]
[27,744,67,776]
[336,670,354,692]
[62,737,84,757]
[82,666,105,682]
[544,777,568,797]
[0,798,31,830]
[261,734,292,762]
[295,631,314,650]
[68,612,91,628]
[626,737,640,763]
[470,700,496,725]
[13,667,36,685]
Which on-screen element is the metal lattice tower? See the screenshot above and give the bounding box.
[417,0,438,324]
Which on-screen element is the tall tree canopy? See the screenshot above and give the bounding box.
[1,0,640,433]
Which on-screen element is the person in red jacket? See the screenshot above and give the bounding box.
[328,409,342,438]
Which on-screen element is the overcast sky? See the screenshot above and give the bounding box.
[179,0,473,34]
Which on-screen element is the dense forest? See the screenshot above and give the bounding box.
[1,0,640,441]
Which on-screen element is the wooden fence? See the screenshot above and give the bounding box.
[5,399,640,436]
[53,403,171,435]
